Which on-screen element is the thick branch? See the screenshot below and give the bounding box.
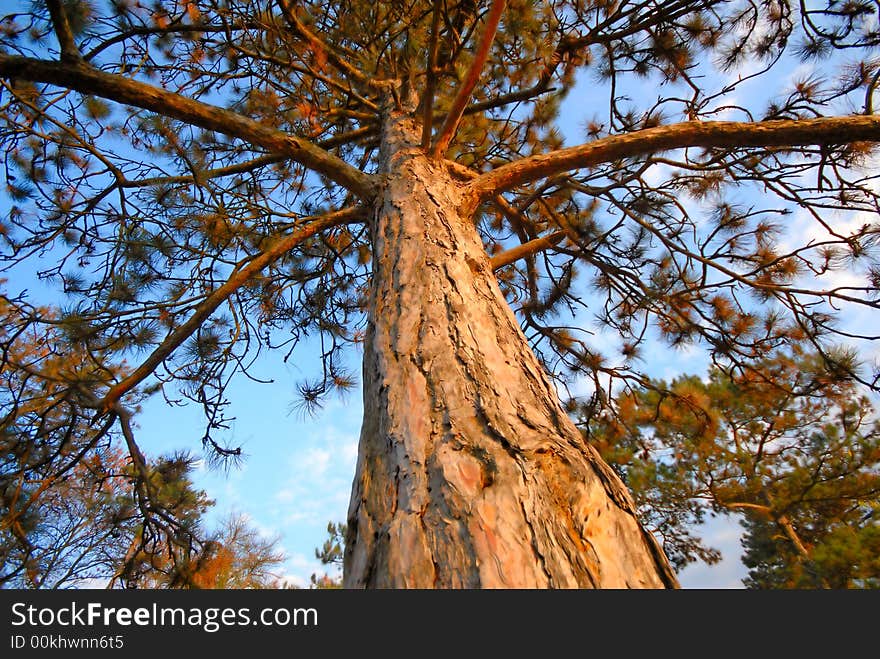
[421,1,443,150]
[0,54,377,200]
[777,514,812,559]
[466,115,880,205]
[491,231,565,271]
[100,207,365,409]
[45,0,82,62]
[430,0,507,158]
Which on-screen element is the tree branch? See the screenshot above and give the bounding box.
[722,502,773,514]
[430,0,507,158]
[124,154,287,189]
[777,513,812,559]
[319,124,378,150]
[465,115,880,206]
[0,54,378,200]
[458,32,585,117]
[276,0,389,93]
[45,0,82,62]
[100,206,365,410]
[421,0,443,150]
[491,231,566,271]
[84,24,248,62]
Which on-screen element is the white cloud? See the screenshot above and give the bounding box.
[279,552,333,588]
[677,516,747,589]
[275,489,295,503]
[298,447,333,478]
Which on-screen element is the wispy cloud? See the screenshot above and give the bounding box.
[678,516,747,589]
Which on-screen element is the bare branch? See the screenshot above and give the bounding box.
[430,0,507,159]
[465,115,880,206]
[491,231,566,271]
[0,54,378,200]
[84,24,233,61]
[276,0,389,93]
[100,206,366,410]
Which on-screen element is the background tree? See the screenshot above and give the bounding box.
[740,506,880,589]
[584,349,880,587]
[1,0,880,587]
[1,442,140,588]
[127,510,289,589]
[0,442,288,589]
[308,521,345,588]
[195,512,288,588]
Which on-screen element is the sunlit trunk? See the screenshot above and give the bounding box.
[344,113,677,588]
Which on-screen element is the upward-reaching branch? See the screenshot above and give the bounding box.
[45,0,82,62]
[491,231,566,271]
[429,0,507,159]
[101,206,365,410]
[421,1,444,150]
[0,54,378,200]
[464,115,880,207]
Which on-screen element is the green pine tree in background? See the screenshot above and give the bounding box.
[309,521,345,588]
[2,0,880,587]
[583,349,880,587]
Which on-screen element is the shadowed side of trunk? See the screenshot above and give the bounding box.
[343,113,677,588]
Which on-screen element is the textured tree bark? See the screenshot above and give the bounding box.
[344,112,678,588]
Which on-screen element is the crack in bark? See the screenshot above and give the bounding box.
[579,537,601,588]
[520,498,556,587]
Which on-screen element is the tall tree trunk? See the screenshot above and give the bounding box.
[344,112,678,588]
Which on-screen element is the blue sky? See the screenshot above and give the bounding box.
[132,346,362,586]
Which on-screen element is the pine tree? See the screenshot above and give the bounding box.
[585,350,880,587]
[0,443,287,588]
[126,510,289,589]
[2,0,880,587]
[309,521,345,588]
